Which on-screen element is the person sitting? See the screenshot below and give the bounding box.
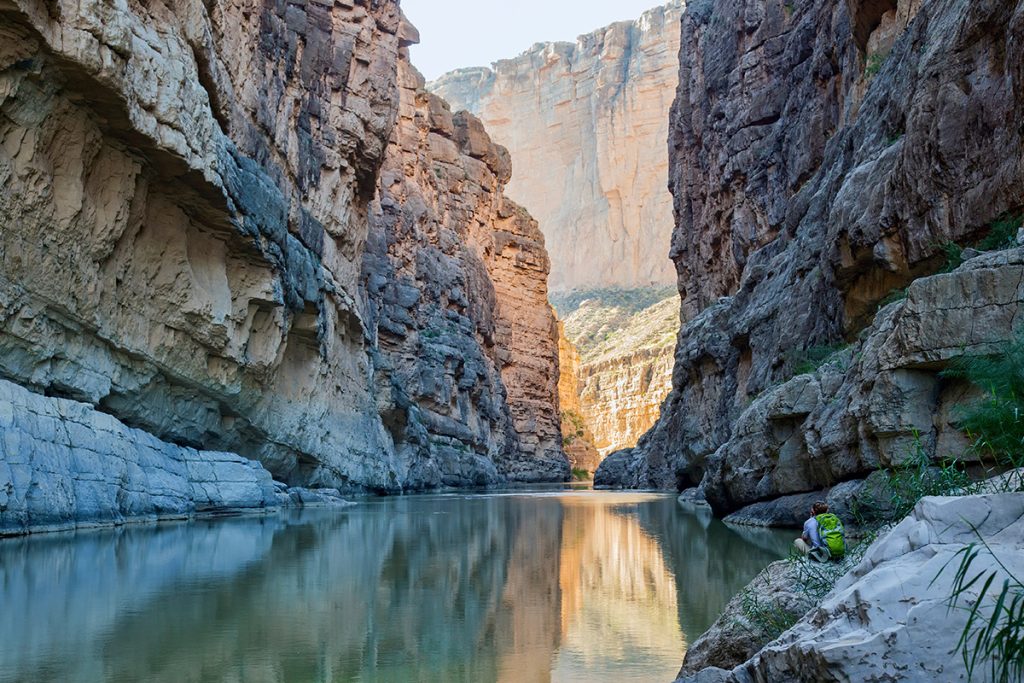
[794,501,845,562]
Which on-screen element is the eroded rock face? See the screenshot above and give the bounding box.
[602,0,1024,495]
[429,2,683,293]
[678,494,1024,682]
[0,378,352,536]
[557,323,601,473]
[0,0,566,526]
[362,62,568,486]
[0,0,403,491]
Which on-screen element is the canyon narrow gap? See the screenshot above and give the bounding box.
[1,0,1023,681]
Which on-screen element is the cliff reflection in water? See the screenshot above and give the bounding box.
[0,490,789,683]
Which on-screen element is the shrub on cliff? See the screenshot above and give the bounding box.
[945,333,1024,482]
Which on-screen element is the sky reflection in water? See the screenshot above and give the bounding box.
[0,488,790,682]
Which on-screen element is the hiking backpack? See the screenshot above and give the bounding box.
[815,513,846,559]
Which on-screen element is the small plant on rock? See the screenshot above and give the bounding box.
[976,213,1023,252]
[942,537,1024,682]
[865,52,887,79]
[788,343,851,376]
[943,333,1024,481]
[739,589,799,640]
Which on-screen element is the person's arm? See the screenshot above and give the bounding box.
[808,518,823,547]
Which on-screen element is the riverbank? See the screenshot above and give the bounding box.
[676,487,1024,681]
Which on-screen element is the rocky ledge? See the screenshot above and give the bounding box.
[677,493,1024,681]
[0,378,349,537]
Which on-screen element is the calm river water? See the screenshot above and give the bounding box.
[0,487,790,683]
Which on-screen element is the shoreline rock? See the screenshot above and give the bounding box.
[677,493,1024,681]
[0,378,349,538]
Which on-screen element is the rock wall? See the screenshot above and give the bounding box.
[557,323,601,473]
[0,0,404,492]
[429,2,683,293]
[600,0,1024,497]
[362,61,568,485]
[557,289,678,459]
[0,0,566,530]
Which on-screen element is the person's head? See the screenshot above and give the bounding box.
[811,501,829,516]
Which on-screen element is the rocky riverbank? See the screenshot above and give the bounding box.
[677,492,1024,681]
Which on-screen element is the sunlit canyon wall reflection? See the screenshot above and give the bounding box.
[0,492,789,683]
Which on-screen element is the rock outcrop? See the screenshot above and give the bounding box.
[0,378,349,536]
[557,289,678,459]
[677,493,1024,682]
[557,323,601,473]
[429,2,683,293]
[362,61,568,485]
[0,0,566,531]
[600,0,1024,502]
[1,0,404,493]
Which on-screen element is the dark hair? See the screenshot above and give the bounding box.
[812,501,829,515]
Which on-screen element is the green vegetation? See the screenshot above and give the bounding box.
[877,287,908,309]
[939,240,965,273]
[788,343,851,376]
[554,287,680,365]
[935,214,1022,273]
[739,589,799,638]
[977,213,1022,252]
[562,410,588,446]
[945,540,1024,683]
[943,334,1024,472]
[851,434,976,527]
[549,286,677,319]
[885,131,904,146]
[937,335,1024,681]
[571,468,591,481]
[865,52,887,79]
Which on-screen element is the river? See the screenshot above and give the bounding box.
[0,487,790,683]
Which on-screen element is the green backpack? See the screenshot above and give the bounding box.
[815,513,846,559]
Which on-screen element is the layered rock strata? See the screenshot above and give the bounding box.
[429,2,683,293]
[677,493,1024,682]
[362,61,568,485]
[557,323,601,473]
[0,0,404,492]
[0,378,347,536]
[558,290,677,460]
[600,0,1024,502]
[0,0,566,531]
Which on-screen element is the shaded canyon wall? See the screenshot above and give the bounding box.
[0,0,566,532]
[598,0,1024,513]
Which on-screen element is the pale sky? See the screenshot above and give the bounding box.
[402,0,668,81]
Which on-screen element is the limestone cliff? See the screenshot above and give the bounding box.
[0,0,566,532]
[362,61,568,485]
[557,322,601,473]
[429,2,683,293]
[599,0,1024,504]
[556,289,677,458]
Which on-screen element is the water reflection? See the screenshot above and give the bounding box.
[0,490,789,683]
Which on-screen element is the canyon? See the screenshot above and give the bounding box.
[432,5,685,464]
[0,0,567,534]
[597,0,1024,513]
[2,0,1024,679]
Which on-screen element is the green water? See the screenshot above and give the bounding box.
[0,487,790,682]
